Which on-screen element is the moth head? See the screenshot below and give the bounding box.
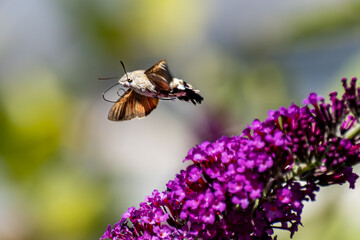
[118,73,132,87]
[116,60,131,88]
[118,70,144,88]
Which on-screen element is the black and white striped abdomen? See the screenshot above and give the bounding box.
[170,78,203,105]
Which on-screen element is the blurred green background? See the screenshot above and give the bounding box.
[1,0,360,239]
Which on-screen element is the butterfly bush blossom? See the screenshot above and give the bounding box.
[101,78,360,239]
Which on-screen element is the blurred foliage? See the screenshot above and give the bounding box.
[290,2,360,43]
[29,164,109,240]
[61,0,206,62]
[0,69,69,179]
[0,68,112,239]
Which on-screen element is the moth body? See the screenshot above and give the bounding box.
[118,70,152,93]
[118,71,196,99]
[104,60,203,121]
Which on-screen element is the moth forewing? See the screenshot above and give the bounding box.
[145,73,171,92]
[144,59,173,84]
[108,89,159,121]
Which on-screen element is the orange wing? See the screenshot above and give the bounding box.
[144,60,172,92]
[108,89,159,121]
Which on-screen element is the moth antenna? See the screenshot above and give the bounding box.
[102,82,120,103]
[120,61,130,80]
[98,76,119,80]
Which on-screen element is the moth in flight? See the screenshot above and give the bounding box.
[100,60,203,121]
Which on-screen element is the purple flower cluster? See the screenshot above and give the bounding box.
[101,78,360,240]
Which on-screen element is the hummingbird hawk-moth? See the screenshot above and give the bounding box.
[100,60,203,121]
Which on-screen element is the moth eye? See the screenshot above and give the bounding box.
[127,78,132,83]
